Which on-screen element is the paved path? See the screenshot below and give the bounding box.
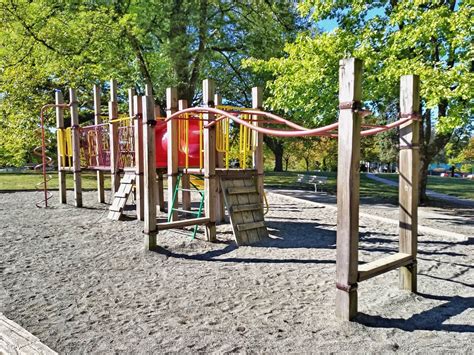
[366,173,474,208]
[0,313,57,354]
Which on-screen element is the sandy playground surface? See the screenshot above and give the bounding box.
[1,190,473,353]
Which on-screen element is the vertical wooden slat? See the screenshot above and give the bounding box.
[167,88,179,220]
[93,84,105,203]
[203,79,217,241]
[69,88,82,207]
[214,93,226,222]
[133,95,144,221]
[335,58,363,321]
[179,99,191,211]
[109,79,120,194]
[55,91,67,204]
[399,75,420,292]
[252,87,264,202]
[143,93,157,250]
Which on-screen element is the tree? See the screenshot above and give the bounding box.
[0,0,305,166]
[246,0,473,202]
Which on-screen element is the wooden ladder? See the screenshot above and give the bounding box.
[221,176,269,246]
[108,171,136,220]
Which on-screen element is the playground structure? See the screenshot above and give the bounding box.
[38,58,420,321]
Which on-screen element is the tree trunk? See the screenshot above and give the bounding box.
[284,157,290,171]
[264,136,284,172]
[304,157,310,171]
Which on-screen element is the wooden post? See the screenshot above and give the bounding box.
[143,93,157,250]
[153,100,165,212]
[109,79,120,194]
[128,89,135,124]
[93,84,105,203]
[252,87,264,202]
[203,79,217,241]
[167,88,179,221]
[214,94,226,223]
[399,75,420,292]
[69,88,83,207]
[56,91,67,204]
[179,99,191,211]
[133,95,144,221]
[55,91,67,203]
[335,58,363,321]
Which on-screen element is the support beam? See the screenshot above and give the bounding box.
[143,93,157,250]
[133,95,144,221]
[214,93,226,223]
[55,91,67,204]
[69,88,82,207]
[335,58,363,321]
[399,75,420,292]
[93,84,105,203]
[109,79,120,194]
[179,99,191,211]
[167,88,179,221]
[252,87,264,203]
[203,79,217,241]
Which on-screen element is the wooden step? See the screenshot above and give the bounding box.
[236,221,266,232]
[230,203,262,213]
[157,217,210,231]
[358,253,413,282]
[227,186,257,195]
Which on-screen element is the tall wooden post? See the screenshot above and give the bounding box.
[143,92,157,250]
[179,99,191,211]
[203,79,217,241]
[109,79,120,194]
[56,91,67,204]
[133,95,144,221]
[214,93,226,223]
[93,84,105,203]
[252,87,264,202]
[167,88,179,220]
[69,88,83,207]
[335,58,363,321]
[399,75,420,292]
[128,89,135,124]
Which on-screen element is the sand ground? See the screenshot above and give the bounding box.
[1,190,473,353]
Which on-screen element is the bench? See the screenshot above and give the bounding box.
[297,174,328,192]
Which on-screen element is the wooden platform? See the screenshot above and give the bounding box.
[108,172,135,220]
[0,313,57,354]
[221,176,269,246]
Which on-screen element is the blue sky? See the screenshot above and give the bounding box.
[317,6,386,32]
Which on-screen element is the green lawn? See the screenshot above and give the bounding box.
[375,173,474,200]
[0,171,111,191]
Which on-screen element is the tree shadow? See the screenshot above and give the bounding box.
[357,293,474,333]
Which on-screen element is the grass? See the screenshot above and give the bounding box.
[0,171,111,191]
[375,173,474,200]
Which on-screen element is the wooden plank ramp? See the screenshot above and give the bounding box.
[107,172,136,220]
[0,313,57,354]
[221,176,269,246]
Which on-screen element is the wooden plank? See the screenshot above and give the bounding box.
[358,253,413,282]
[55,91,67,204]
[143,92,157,249]
[214,93,226,223]
[167,87,179,221]
[244,177,268,241]
[252,87,264,203]
[221,179,248,245]
[203,79,217,241]
[399,75,420,292]
[335,58,363,321]
[233,179,252,243]
[227,186,257,195]
[157,217,210,230]
[69,88,82,207]
[236,220,266,232]
[133,95,144,220]
[109,79,120,195]
[231,203,261,213]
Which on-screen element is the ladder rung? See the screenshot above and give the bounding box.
[236,221,266,232]
[173,208,200,215]
[227,187,257,195]
[178,188,205,192]
[231,203,261,213]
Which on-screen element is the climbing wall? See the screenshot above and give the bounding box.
[108,171,136,220]
[220,176,269,246]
